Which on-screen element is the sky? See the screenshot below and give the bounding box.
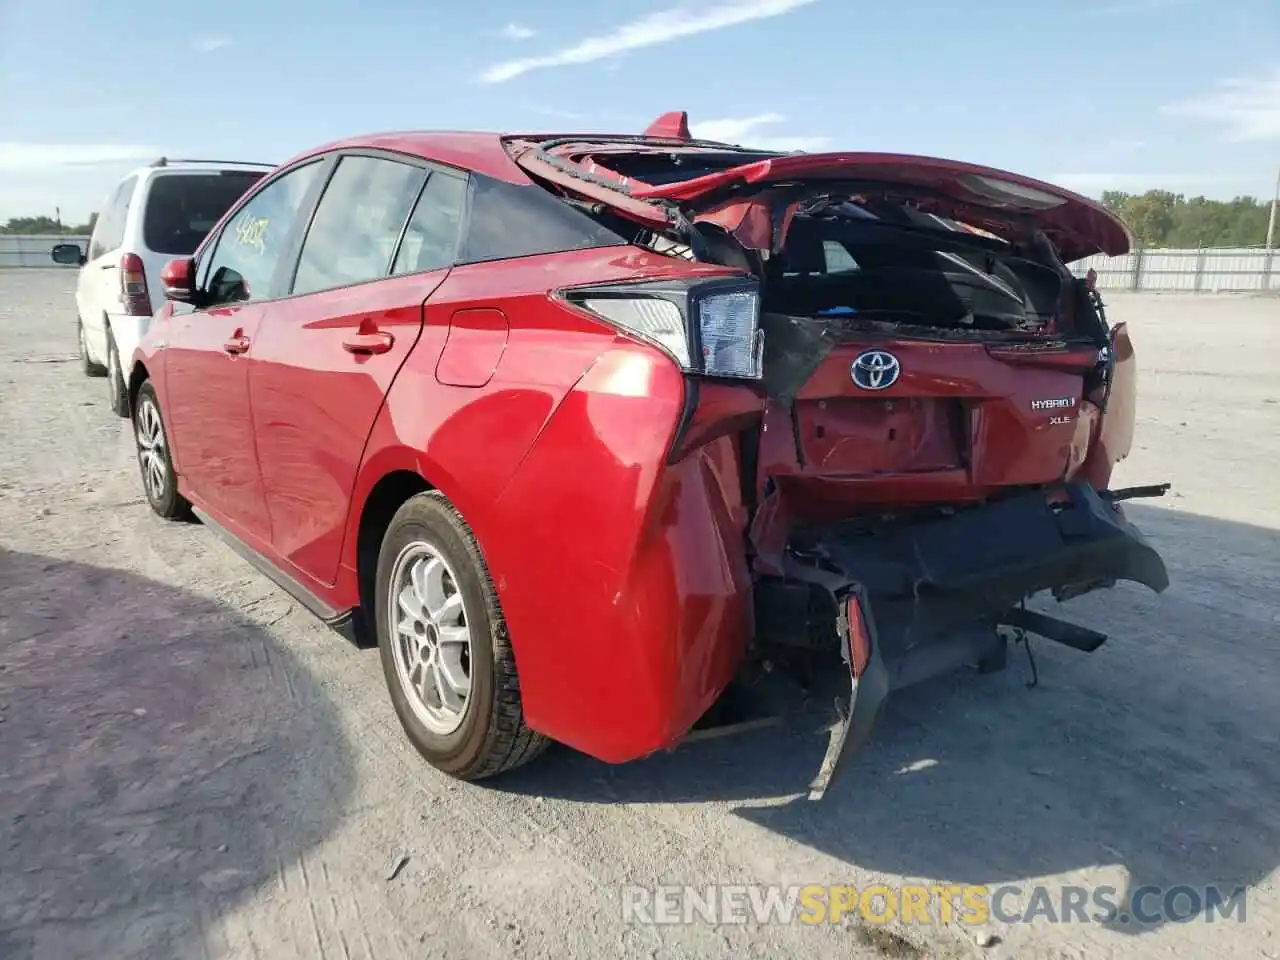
[1,0,1278,222]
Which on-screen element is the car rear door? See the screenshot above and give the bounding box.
[248,153,468,588]
[163,159,328,544]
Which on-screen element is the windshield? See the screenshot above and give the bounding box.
[143,171,266,256]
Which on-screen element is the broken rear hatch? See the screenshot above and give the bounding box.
[512,124,1168,796]
[509,128,1160,569]
[508,133,1133,262]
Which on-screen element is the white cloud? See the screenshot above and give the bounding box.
[690,113,829,152]
[192,35,231,53]
[479,0,818,84]
[501,23,537,40]
[1161,66,1280,141]
[0,143,159,171]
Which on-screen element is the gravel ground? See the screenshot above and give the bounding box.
[1,269,1277,960]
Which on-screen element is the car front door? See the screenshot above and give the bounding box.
[248,154,468,587]
[163,159,328,546]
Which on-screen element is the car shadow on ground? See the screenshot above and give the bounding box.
[0,549,354,960]
[494,504,1280,937]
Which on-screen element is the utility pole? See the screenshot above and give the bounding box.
[1268,165,1280,251]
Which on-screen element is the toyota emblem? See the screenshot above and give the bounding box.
[850,350,901,390]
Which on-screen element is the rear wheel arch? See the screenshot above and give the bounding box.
[373,486,550,778]
[127,360,151,419]
[354,470,435,646]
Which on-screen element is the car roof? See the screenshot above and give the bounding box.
[275,130,687,185]
[275,131,522,183]
[247,119,770,186]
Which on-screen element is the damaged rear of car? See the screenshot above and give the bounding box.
[501,113,1170,795]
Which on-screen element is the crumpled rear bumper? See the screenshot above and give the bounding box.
[816,480,1168,645]
[755,481,1170,798]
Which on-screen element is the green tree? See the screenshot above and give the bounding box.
[1099,191,1272,248]
[0,214,97,235]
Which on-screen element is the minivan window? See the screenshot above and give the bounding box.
[200,161,323,306]
[391,171,467,275]
[292,156,427,296]
[88,176,135,260]
[143,171,265,256]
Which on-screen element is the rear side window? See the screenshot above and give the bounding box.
[88,176,136,260]
[200,161,323,305]
[458,174,625,264]
[143,171,265,256]
[292,156,427,295]
[822,240,860,274]
[391,171,467,275]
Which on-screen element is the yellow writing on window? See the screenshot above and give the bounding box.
[236,217,269,254]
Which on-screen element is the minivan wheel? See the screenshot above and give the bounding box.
[375,490,549,780]
[106,332,129,417]
[133,381,191,521]
[79,320,106,377]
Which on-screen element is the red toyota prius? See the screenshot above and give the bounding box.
[128,112,1169,796]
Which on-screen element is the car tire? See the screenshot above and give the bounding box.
[106,331,129,417]
[375,490,549,780]
[79,319,106,377]
[133,381,191,521]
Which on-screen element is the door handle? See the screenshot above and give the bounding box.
[223,334,251,355]
[342,329,394,355]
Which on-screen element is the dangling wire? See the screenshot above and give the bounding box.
[1015,601,1038,688]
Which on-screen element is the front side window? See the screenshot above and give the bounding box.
[292,156,427,296]
[201,161,323,305]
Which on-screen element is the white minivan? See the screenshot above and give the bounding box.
[52,159,273,415]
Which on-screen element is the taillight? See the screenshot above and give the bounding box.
[560,276,763,380]
[120,253,153,316]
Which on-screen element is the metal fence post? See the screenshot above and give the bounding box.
[1194,248,1205,292]
[1130,249,1143,291]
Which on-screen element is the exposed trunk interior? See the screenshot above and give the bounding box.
[714,194,1122,563]
[511,137,1128,550]
[760,200,1070,334]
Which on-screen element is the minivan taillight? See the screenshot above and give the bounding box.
[120,253,153,316]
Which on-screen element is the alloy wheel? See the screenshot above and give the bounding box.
[135,397,168,503]
[387,541,474,735]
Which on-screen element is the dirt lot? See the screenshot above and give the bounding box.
[1,269,1277,960]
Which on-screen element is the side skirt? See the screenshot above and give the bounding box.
[192,507,360,645]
